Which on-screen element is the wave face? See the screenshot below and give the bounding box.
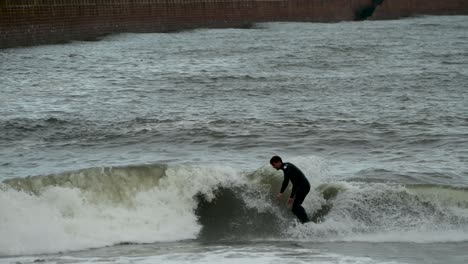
[1,157,468,256]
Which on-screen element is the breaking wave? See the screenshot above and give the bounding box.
[1,157,468,256]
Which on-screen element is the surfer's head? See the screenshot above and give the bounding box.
[270,155,283,170]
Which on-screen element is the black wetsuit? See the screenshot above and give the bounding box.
[280,162,310,223]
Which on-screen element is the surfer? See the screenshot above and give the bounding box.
[270,155,310,223]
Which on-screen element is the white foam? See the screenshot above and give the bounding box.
[343,230,468,243]
[2,159,468,256]
[0,165,243,256]
[285,180,468,243]
[22,248,403,264]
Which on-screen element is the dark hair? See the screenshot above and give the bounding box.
[270,155,282,164]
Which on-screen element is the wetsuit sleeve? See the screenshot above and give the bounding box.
[290,185,297,199]
[280,174,289,194]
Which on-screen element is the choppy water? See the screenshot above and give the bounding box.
[1,16,468,264]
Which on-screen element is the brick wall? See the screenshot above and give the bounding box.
[1,0,467,49]
[372,0,468,20]
[1,0,375,48]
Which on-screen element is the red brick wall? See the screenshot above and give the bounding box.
[372,0,468,19]
[0,0,370,48]
[1,0,467,49]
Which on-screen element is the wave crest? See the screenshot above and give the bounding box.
[1,161,468,256]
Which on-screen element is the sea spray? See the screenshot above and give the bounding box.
[1,157,468,256]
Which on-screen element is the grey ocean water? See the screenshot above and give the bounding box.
[1,16,468,264]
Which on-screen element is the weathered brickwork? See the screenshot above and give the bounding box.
[0,0,467,48]
[372,0,468,20]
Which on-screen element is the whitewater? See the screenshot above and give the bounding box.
[1,158,468,256]
[1,16,468,264]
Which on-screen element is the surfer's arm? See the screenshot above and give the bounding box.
[290,185,297,199]
[280,174,289,194]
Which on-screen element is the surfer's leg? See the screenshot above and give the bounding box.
[292,189,310,223]
[292,204,308,223]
